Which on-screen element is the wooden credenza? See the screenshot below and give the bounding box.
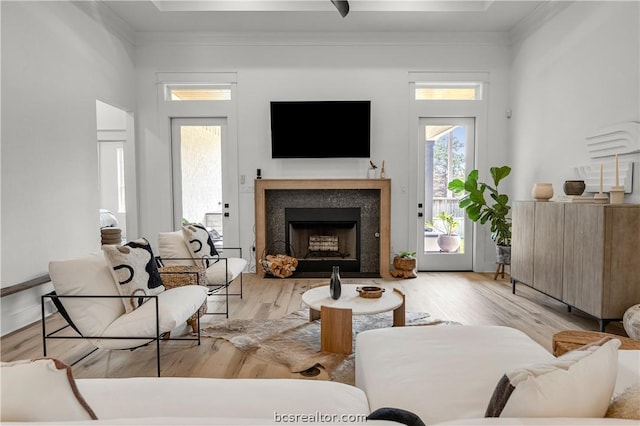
[512,201,640,331]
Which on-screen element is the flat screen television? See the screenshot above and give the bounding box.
[270,100,371,158]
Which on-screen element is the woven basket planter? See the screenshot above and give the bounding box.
[391,256,417,279]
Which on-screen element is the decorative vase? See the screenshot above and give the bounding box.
[436,235,461,253]
[563,180,586,196]
[329,266,342,300]
[367,168,377,179]
[532,183,554,201]
[623,304,640,340]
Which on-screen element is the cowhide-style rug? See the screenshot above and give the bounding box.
[201,309,457,385]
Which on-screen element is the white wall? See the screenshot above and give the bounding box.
[1,1,136,335]
[510,1,640,203]
[135,36,512,272]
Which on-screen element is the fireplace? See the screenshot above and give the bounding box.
[255,179,391,278]
[285,208,361,273]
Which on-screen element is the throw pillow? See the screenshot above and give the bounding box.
[182,223,219,268]
[367,407,426,426]
[0,358,97,421]
[103,238,165,313]
[485,337,621,418]
[606,384,640,419]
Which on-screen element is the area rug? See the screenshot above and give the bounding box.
[201,309,457,385]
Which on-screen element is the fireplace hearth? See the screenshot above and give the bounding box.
[285,208,361,273]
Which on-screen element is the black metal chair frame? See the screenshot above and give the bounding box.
[41,293,201,377]
[156,247,244,318]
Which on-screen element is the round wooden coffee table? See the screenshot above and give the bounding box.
[301,284,405,355]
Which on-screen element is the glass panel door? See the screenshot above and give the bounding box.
[417,117,475,270]
[171,118,234,246]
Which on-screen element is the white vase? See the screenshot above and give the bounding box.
[532,183,554,201]
[367,169,377,179]
[437,235,461,253]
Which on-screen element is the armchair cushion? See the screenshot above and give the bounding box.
[182,223,219,268]
[205,257,248,285]
[103,238,165,313]
[98,285,209,350]
[49,254,124,339]
[157,231,195,267]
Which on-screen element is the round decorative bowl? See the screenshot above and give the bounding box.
[356,286,385,299]
[532,183,554,201]
[623,304,640,340]
[563,180,586,196]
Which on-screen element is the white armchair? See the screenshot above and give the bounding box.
[42,253,208,376]
[157,230,247,318]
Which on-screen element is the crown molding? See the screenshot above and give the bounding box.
[74,1,136,47]
[509,0,573,46]
[134,31,510,47]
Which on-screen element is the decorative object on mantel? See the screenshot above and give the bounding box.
[623,304,640,340]
[531,183,554,201]
[563,180,585,196]
[391,251,417,279]
[593,163,610,203]
[380,160,386,178]
[367,160,378,179]
[609,154,625,204]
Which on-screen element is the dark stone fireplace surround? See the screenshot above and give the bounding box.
[265,189,381,277]
[255,179,391,278]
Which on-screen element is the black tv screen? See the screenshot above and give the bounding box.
[270,100,371,158]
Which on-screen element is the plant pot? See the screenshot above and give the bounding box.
[437,235,461,253]
[496,244,511,264]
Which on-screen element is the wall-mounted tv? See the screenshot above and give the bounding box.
[270,100,371,158]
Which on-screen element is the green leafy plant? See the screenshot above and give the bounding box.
[448,165,512,246]
[426,211,459,236]
[397,251,416,259]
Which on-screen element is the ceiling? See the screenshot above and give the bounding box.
[100,0,547,34]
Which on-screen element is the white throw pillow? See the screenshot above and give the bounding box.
[485,337,621,418]
[103,238,165,313]
[182,223,219,268]
[157,231,196,267]
[0,358,97,421]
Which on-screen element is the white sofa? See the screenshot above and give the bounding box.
[3,326,638,425]
[356,325,640,425]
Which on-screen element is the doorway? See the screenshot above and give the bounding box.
[417,117,475,270]
[171,118,238,245]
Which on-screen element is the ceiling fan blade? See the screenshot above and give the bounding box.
[331,0,349,18]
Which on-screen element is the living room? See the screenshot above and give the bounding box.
[1,1,639,424]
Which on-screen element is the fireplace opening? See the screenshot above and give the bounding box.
[285,208,361,274]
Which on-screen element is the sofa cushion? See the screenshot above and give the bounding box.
[157,231,195,267]
[103,238,165,313]
[485,338,620,418]
[205,257,247,285]
[182,223,219,268]
[76,377,370,420]
[356,325,556,425]
[49,254,124,338]
[98,285,208,350]
[0,358,97,422]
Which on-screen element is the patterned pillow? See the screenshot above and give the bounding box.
[103,238,165,313]
[1,358,97,421]
[182,223,219,268]
[485,337,621,418]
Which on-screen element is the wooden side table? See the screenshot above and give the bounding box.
[552,330,640,356]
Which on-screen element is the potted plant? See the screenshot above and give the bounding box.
[391,251,417,279]
[426,212,461,253]
[447,166,512,263]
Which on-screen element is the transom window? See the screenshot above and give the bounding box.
[165,84,232,101]
[415,83,482,101]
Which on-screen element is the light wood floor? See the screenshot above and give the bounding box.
[0,272,627,380]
